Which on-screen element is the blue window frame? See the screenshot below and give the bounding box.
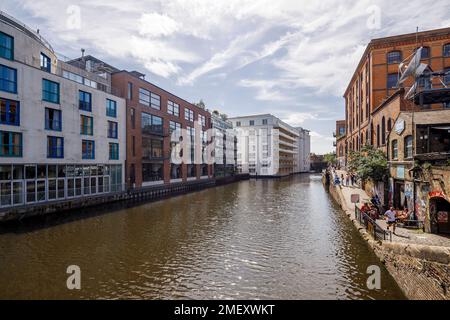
[40,53,51,72]
[109,143,119,160]
[42,79,59,103]
[0,64,17,93]
[47,136,64,158]
[45,108,62,131]
[106,99,117,117]
[0,98,20,126]
[80,115,93,135]
[108,121,118,139]
[0,32,14,60]
[387,51,402,64]
[82,140,95,159]
[0,131,22,157]
[387,73,399,89]
[79,90,92,111]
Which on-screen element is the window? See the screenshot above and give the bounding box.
[404,135,413,159]
[236,121,241,127]
[108,121,118,139]
[45,108,62,131]
[0,65,17,93]
[127,82,133,100]
[339,127,345,136]
[0,98,19,126]
[80,115,93,135]
[142,163,163,182]
[392,140,398,160]
[419,47,430,60]
[0,32,13,60]
[150,92,160,110]
[262,119,268,125]
[79,90,92,111]
[418,75,431,88]
[141,112,163,135]
[139,88,161,110]
[106,99,117,117]
[109,143,119,160]
[40,53,51,72]
[82,140,95,159]
[168,100,179,116]
[0,131,22,157]
[47,136,64,158]
[387,73,399,89]
[381,117,386,145]
[62,70,83,84]
[199,114,206,127]
[444,44,450,57]
[142,137,163,159]
[130,108,135,129]
[444,102,450,109]
[249,120,255,126]
[42,79,59,103]
[387,51,402,64]
[444,67,450,85]
[169,121,181,133]
[185,108,194,122]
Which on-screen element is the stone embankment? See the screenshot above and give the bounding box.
[325,174,449,300]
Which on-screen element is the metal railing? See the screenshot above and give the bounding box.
[355,206,392,241]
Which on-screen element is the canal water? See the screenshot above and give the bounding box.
[0,174,405,299]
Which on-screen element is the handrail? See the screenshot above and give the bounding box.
[355,205,392,241]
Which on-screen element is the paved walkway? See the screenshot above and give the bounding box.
[332,170,450,248]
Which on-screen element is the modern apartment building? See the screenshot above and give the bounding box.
[342,27,450,163]
[0,12,126,208]
[296,127,311,172]
[230,114,304,177]
[211,112,237,177]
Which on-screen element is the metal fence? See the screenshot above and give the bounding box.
[355,206,392,242]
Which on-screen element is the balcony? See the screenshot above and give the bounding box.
[333,141,337,147]
[142,125,169,137]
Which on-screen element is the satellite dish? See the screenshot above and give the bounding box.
[399,47,422,84]
[405,83,417,100]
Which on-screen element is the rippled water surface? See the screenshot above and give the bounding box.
[0,174,405,299]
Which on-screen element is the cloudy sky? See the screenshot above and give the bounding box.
[1,0,449,153]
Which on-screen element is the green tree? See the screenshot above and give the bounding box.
[347,145,387,181]
[324,152,337,165]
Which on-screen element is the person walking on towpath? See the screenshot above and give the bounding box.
[384,207,397,234]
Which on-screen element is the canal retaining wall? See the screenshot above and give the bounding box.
[0,174,250,223]
[326,178,450,300]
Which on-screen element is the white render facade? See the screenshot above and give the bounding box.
[0,13,126,208]
[230,114,303,177]
[296,127,311,172]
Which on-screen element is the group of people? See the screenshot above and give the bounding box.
[329,167,357,187]
[360,200,412,233]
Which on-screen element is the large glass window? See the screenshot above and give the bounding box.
[142,137,163,159]
[108,121,118,139]
[141,112,163,135]
[404,135,413,159]
[42,79,59,103]
[185,108,194,122]
[109,143,119,160]
[142,163,163,182]
[40,53,51,72]
[0,98,19,126]
[80,115,93,135]
[45,108,62,131]
[106,99,117,117]
[387,51,402,64]
[387,73,399,89]
[169,121,181,134]
[0,131,22,157]
[47,136,64,158]
[0,32,13,60]
[79,90,92,111]
[139,88,160,110]
[167,100,179,116]
[82,140,95,159]
[0,65,17,93]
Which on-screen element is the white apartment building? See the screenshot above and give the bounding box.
[0,12,126,208]
[230,114,304,177]
[211,112,237,177]
[296,127,311,172]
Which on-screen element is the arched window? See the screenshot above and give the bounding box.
[370,123,374,145]
[339,145,343,157]
[444,43,450,57]
[376,125,380,147]
[404,135,413,159]
[381,117,386,145]
[387,51,402,64]
[391,140,398,160]
[387,118,392,132]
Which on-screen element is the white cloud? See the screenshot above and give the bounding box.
[139,13,180,37]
